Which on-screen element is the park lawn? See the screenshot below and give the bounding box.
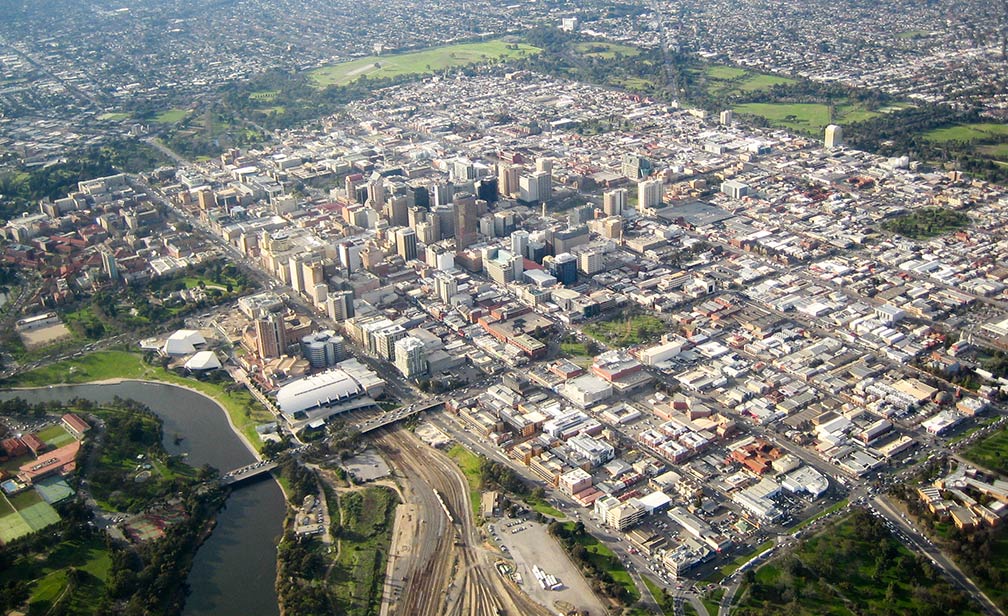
[527,495,565,519]
[963,426,1008,475]
[563,521,639,602]
[447,443,483,517]
[248,90,279,101]
[706,65,749,80]
[720,539,774,577]
[153,108,188,124]
[37,424,76,448]
[583,313,666,347]
[0,537,111,614]
[882,207,970,240]
[733,102,832,134]
[328,486,398,616]
[924,123,1008,143]
[310,39,540,87]
[978,143,1008,161]
[644,576,675,615]
[573,41,640,59]
[738,73,796,92]
[4,351,270,451]
[734,510,981,616]
[0,496,14,516]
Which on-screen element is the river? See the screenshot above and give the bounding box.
[0,381,284,616]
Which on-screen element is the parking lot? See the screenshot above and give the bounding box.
[490,517,606,616]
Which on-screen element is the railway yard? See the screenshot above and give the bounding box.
[375,428,555,616]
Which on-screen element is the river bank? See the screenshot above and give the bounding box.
[0,381,285,616]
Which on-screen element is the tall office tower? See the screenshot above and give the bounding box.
[367,178,386,208]
[552,252,578,286]
[101,250,119,284]
[312,283,328,305]
[302,260,325,292]
[431,204,455,239]
[197,189,215,211]
[395,227,418,261]
[533,170,552,204]
[408,206,427,230]
[493,210,516,237]
[570,203,597,225]
[453,158,476,182]
[338,241,362,273]
[434,272,458,303]
[511,230,530,259]
[638,179,663,209]
[825,124,844,149]
[385,194,409,227]
[254,314,287,359]
[535,157,554,174]
[719,110,734,126]
[453,192,478,250]
[289,255,305,294]
[622,154,653,180]
[416,220,438,244]
[412,184,430,208]
[478,176,499,204]
[498,163,520,198]
[301,331,345,368]
[394,336,428,378]
[479,215,495,238]
[432,182,455,207]
[326,290,354,322]
[518,174,539,203]
[603,188,627,216]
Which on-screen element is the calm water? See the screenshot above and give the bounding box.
[0,381,284,616]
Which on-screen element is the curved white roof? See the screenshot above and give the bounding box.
[276,369,364,416]
[185,351,221,371]
[163,329,206,355]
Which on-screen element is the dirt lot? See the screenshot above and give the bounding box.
[492,516,606,616]
[19,324,71,350]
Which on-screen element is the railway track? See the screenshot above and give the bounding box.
[375,428,550,616]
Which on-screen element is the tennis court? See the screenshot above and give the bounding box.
[0,510,32,543]
[35,477,75,504]
[18,501,61,532]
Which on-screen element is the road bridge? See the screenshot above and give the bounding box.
[220,460,279,486]
[356,399,444,434]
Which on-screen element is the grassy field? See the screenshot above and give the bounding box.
[733,509,981,616]
[37,424,76,448]
[720,539,775,577]
[4,351,272,451]
[527,495,565,519]
[310,39,539,87]
[447,443,484,517]
[978,143,1008,160]
[98,112,130,121]
[732,101,881,135]
[702,65,795,98]
[153,108,188,124]
[562,521,639,602]
[328,486,398,616]
[583,313,667,347]
[0,537,111,614]
[882,207,970,240]
[573,41,641,59]
[924,123,1008,143]
[963,426,1008,475]
[644,576,676,615]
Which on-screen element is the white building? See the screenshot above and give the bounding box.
[394,336,428,379]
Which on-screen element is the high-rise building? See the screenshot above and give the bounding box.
[453,158,476,182]
[498,164,520,198]
[384,194,409,227]
[536,157,554,174]
[511,230,530,259]
[255,314,287,359]
[434,272,458,303]
[553,225,590,254]
[101,250,118,284]
[638,179,663,209]
[395,227,418,261]
[603,188,627,216]
[493,210,515,237]
[570,203,597,225]
[407,206,427,229]
[326,290,354,322]
[453,193,478,250]
[300,330,344,368]
[578,249,605,275]
[394,336,428,379]
[289,255,305,294]
[825,124,844,149]
[518,174,539,203]
[477,176,499,204]
[431,204,455,240]
[197,189,215,211]
[367,178,386,208]
[719,110,734,126]
[622,154,652,180]
[552,252,578,286]
[721,180,750,200]
[533,171,552,204]
[432,182,454,207]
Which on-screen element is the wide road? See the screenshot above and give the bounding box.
[870,495,1004,616]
